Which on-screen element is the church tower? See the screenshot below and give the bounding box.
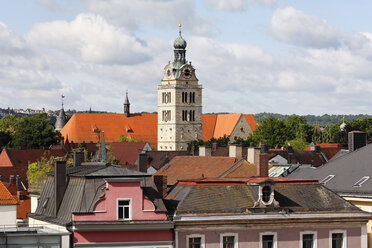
[157,25,202,151]
[55,94,67,131]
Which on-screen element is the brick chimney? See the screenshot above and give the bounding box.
[348,131,367,152]
[153,175,168,199]
[229,144,242,159]
[73,151,85,167]
[138,153,147,173]
[255,144,269,177]
[54,161,67,217]
[199,146,212,156]
[9,175,15,185]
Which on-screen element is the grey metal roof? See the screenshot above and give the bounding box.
[288,143,372,196]
[32,164,165,226]
[167,183,362,215]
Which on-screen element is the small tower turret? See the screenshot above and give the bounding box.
[124,90,130,117]
[55,94,67,131]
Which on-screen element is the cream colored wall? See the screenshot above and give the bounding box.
[344,197,372,248]
[29,217,70,248]
[0,205,17,226]
[158,67,202,151]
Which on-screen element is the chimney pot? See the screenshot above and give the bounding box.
[138,153,147,173]
[73,151,85,167]
[256,144,269,177]
[199,146,211,156]
[229,144,242,159]
[54,161,67,217]
[9,175,15,184]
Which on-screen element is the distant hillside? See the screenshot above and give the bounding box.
[254,113,372,127]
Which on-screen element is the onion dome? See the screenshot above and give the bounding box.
[174,24,187,49]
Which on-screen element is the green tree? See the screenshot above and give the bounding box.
[285,115,314,142]
[11,113,61,149]
[351,117,372,137]
[254,117,287,148]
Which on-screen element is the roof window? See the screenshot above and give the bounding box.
[320,175,335,184]
[354,176,370,187]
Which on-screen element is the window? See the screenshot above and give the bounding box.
[330,230,346,248]
[117,199,131,220]
[187,235,204,248]
[320,175,335,184]
[262,186,271,203]
[301,231,317,248]
[260,232,276,248]
[220,233,238,248]
[354,176,370,187]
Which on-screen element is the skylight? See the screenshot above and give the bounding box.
[320,175,335,184]
[354,176,370,187]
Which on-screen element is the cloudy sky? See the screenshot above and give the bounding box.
[1,0,372,115]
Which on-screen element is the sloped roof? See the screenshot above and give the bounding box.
[201,114,217,141]
[0,181,17,205]
[33,164,165,226]
[167,178,362,215]
[288,143,372,196]
[0,148,66,187]
[155,156,239,185]
[304,143,342,160]
[60,113,158,147]
[110,142,148,167]
[213,114,241,139]
[61,113,257,147]
[243,114,257,132]
[268,149,326,167]
[146,150,190,170]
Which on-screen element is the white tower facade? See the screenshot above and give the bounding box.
[157,26,202,151]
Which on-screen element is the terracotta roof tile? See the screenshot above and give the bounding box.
[60,113,158,148]
[0,181,17,205]
[244,114,257,132]
[213,114,241,139]
[155,156,238,185]
[110,142,147,167]
[202,115,217,141]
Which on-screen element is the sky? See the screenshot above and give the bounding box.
[1,0,372,115]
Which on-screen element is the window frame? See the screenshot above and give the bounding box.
[220,233,238,248]
[320,175,335,184]
[329,230,347,248]
[260,232,277,248]
[300,231,317,248]
[186,234,205,248]
[117,198,132,220]
[354,176,370,187]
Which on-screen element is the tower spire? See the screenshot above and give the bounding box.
[55,94,67,131]
[124,90,130,117]
[173,24,187,68]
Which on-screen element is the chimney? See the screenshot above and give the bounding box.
[287,145,294,164]
[255,144,268,177]
[16,175,22,199]
[9,175,15,185]
[199,146,211,156]
[348,131,367,152]
[247,147,259,164]
[212,142,218,152]
[229,144,242,159]
[153,175,167,199]
[138,153,147,173]
[54,161,67,217]
[314,145,321,153]
[73,151,85,167]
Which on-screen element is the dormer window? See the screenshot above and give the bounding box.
[253,179,279,208]
[117,199,131,220]
[262,186,271,203]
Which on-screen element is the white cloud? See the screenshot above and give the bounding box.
[27,13,151,65]
[271,6,341,48]
[204,0,277,11]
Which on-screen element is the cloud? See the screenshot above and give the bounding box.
[271,6,341,48]
[204,0,277,11]
[26,13,151,65]
[78,0,213,36]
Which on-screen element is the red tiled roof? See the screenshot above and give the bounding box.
[155,156,239,185]
[0,181,17,205]
[243,114,257,132]
[0,148,66,187]
[60,113,158,147]
[202,115,217,141]
[213,114,241,139]
[178,177,319,185]
[110,142,148,167]
[303,143,342,160]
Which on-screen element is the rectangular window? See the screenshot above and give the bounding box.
[117,199,131,220]
[189,237,201,248]
[220,234,237,248]
[262,235,274,248]
[332,233,343,248]
[303,234,313,248]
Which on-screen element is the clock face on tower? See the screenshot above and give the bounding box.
[182,67,192,79]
